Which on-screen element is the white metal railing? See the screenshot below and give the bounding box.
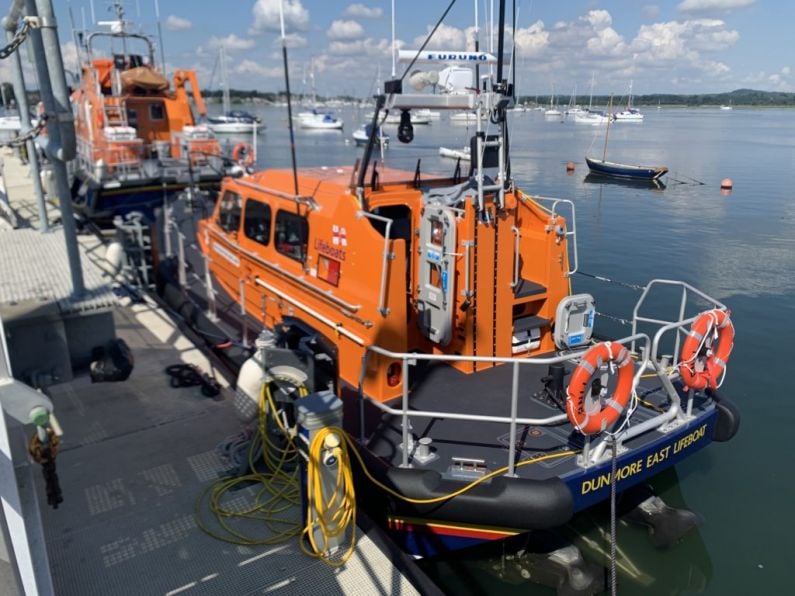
[356,210,393,316]
[529,195,578,277]
[358,332,664,473]
[631,279,726,367]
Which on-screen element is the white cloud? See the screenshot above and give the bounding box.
[251,0,309,33]
[514,21,550,58]
[328,38,391,56]
[208,34,256,52]
[60,41,79,73]
[165,15,192,31]
[234,59,282,79]
[344,3,383,18]
[272,33,308,49]
[678,0,755,12]
[327,20,365,41]
[412,23,467,50]
[630,19,737,61]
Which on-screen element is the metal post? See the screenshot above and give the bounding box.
[26,0,84,295]
[162,186,172,257]
[176,232,187,287]
[239,278,249,348]
[2,25,47,232]
[252,121,257,164]
[507,361,519,476]
[400,358,410,468]
[203,255,218,322]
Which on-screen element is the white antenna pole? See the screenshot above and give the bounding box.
[391,0,396,78]
[154,0,167,73]
[81,7,86,33]
[279,0,286,38]
[278,0,300,196]
[489,0,494,52]
[90,0,96,25]
[489,0,494,77]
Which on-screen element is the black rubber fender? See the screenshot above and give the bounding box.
[383,466,575,530]
[707,389,740,442]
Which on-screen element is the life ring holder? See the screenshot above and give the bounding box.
[232,142,255,167]
[678,309,734,391]
[566,341,634,435]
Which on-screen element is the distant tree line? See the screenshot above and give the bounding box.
[202,89,358,104]
[520,89,795,107]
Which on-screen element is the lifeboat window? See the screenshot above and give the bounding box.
[275,211,308,262]
[243,199,272,246]
[217,190,242,234]
[149,102,165,121]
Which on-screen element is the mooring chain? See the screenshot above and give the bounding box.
[28,427,64,509]
[0,114,48,148]
[0,18,37,61]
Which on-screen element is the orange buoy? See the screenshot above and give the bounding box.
[566,341,634,435]
[566,161,576,172]
[232,142,255,167]
[679,309,734,391]
[720,178,733,190]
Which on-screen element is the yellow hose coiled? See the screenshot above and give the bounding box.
[195,379,307,546]
[300,426,357,566]
[197,377,580,565]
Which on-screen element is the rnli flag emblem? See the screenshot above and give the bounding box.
[332,225,348,246]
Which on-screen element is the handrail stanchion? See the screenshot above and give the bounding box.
[203,254,218,322]
[239,278,249,348]
[507,361,519,476]
[400,358,410,468]
[177,231,187,287]
[674,285,688,366]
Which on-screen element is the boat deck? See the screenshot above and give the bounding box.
[366,360,685,480]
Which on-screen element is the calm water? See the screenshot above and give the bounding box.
[219,105,795,594]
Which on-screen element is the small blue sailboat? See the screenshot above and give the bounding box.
[585,95,667,181]
[585,156,668,180]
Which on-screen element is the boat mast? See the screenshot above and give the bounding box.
[220,46,230,115]
[602,95,613,162]
[627,79,633,110]
[474,0,479,89]
[390,0,396,78]
[154,0,167,73]
[278,0,299,196]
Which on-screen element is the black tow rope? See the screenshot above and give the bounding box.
[165,364,222,399]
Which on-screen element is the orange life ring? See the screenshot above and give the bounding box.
[232,142,255,167]
[566,341,634,435]
[678,309,734,390]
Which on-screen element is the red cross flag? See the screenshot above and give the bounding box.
[332,225,347,246]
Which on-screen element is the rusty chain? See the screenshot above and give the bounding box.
[29,426,64,509]
[0,113,47,148]
[0,18,35,61]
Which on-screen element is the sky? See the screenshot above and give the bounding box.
[14,0,794,98]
